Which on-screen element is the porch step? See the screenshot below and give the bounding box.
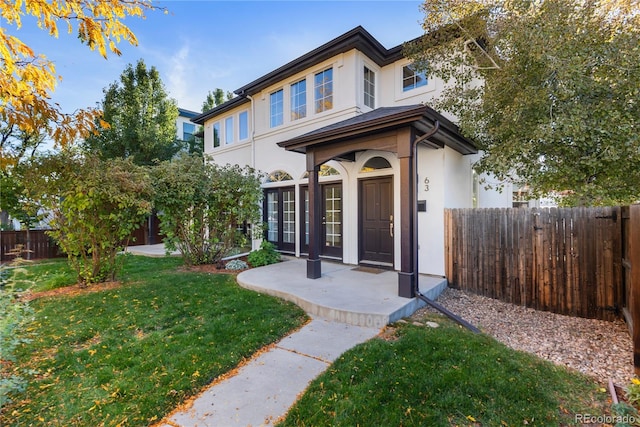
[236,258,448,328]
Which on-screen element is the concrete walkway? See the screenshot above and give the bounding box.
[129,249,447,427]
[159,319,379,427]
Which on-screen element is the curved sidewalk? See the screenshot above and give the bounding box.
[156,257,446,427]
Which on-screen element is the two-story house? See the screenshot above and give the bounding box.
[192,26,510,298]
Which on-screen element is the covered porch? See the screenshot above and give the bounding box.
[278,105,477,298]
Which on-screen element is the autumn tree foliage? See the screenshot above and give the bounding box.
[0,0,159,159]
[406,0,640,206]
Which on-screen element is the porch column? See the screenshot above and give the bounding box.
[306,151,322,279]
[397,129,416,298]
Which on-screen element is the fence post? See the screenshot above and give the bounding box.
[629,205,640,376]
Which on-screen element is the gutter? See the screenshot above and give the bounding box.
[412,120,480,334]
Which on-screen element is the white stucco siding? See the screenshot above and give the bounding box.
[416,146,446,276]
[465,153,513,208]
[444,146,473,208]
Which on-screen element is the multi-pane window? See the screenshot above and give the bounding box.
[266,191,279,242]
[314,68,333,113]
[402,64,428,92]
[290,79,306,120]
[270,89,284,128]
[239,111,248,140]
[225,116,233,144]
[363,66,375,108]
[324,185,342,248]
[213,122,220,148]
[283,190,295,244]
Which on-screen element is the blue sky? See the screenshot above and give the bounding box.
[14,0,425,115]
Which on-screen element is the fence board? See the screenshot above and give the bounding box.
[445,207,623,321]
[623,205,640,374]
[1,230,65,261]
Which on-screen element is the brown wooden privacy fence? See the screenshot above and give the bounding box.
[444,207,625,321]
[622,205,640,375]
[0,230,65,262]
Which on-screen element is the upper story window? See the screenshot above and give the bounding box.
[213,122,220,148]
[225,116,234,144]
[239,111,248,140]
[270,89,284,128]
[363,66,375,109]
[314,68,333,113]
[290,79,307,121]
[402,64,428,92]
[182,122,195,141]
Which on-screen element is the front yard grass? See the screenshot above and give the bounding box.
[279,314,610,427]
[0,255,307,426]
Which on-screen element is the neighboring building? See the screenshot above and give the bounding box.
[177,108,199,143]
[192,26,512,297]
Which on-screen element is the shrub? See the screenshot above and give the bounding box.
[0,265,34,408]
[154,155,263,266]
[248,241,281,267]
[225,259,248,271]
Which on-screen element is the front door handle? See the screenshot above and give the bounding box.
[389,215,394,237]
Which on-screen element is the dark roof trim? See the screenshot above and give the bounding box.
[178,108,200,118]
[235,26,408,97]
[278,105,478,155]
[191,96,251,125]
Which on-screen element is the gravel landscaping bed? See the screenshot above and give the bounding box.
[413,287,634,387]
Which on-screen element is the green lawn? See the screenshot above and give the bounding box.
[8,257,75,292]
[279,314,610,427]
[1,256,307,426]
[3,256,612,427]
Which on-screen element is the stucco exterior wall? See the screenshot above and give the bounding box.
[197,31,511,278]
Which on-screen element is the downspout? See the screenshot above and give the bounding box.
[412,120,480,334]
[246,93,258,251]
[247,94,256,170]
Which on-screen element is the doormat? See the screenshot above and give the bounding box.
[352,266,385,274]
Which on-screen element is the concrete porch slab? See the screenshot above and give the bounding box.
[237,257,447,328]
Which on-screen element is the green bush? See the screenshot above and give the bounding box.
[247,241,280,267]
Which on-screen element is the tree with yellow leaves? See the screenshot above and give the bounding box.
[0,0,160,164]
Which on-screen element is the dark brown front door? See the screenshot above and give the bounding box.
[359,176,393,266]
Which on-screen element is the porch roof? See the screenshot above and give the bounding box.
[277,104,478,156]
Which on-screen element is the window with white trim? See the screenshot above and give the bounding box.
[290,79,306,120]
[314,68,333,113]
[239,111,248,140]
[270,89,284,128]
[402,64,428,91]
[213,122,220,148]
[225,116,233,144]
[363,66,375,108]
